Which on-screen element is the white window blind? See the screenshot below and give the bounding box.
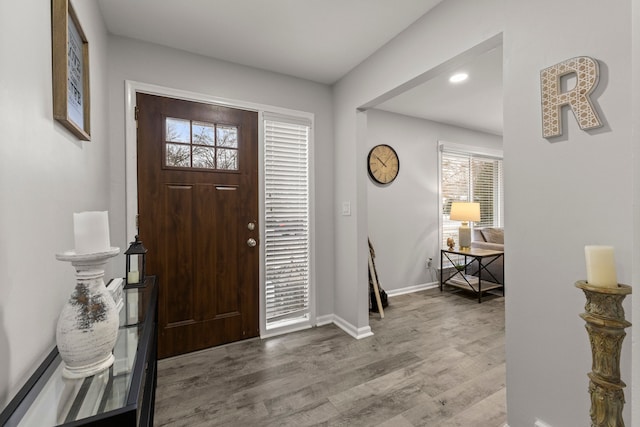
[264,118,310,327]
[440,148,504,248]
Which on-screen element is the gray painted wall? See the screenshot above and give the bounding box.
[504,1,633,425]
[0,0,111,405]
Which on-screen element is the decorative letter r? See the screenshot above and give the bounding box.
[540,56,602,138]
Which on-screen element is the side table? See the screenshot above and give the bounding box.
[440,248,504,303]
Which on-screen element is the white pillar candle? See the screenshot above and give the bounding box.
[127,271,139,284]
[585,245,618,288]
[73,211,111,254]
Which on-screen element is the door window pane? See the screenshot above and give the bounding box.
[166,143,190,167]
[217,126,238,148]
[192,146,216,169]
[192,122,215,146]
[216,148,238,170]
[166,118,190,143]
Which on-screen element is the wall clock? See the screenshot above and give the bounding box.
[367,144,399,184]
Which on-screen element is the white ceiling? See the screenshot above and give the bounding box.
[97,0,444,84]
[376,45,503,135]
[97,0,503,135]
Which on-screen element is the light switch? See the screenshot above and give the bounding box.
[342,202,351,216]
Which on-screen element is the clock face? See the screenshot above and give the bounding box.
[367,144,399,184]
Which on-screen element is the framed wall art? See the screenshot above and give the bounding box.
[52,0,91,140]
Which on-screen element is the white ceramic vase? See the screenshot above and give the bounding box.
[56,248,120,379]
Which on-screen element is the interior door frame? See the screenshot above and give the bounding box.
[123,80,316,338]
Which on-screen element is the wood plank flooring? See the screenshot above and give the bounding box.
[154,288,506,426]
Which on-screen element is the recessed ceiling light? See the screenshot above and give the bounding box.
[449,73,468,83]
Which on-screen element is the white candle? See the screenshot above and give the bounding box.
[585,245,618,288]
[73,211,111,254]
[127,271,139,284]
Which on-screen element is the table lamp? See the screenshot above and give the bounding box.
[450,202,480,250]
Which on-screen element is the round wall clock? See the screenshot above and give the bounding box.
[367,144,399,184]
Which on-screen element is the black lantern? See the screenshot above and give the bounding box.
[125,235,147,287]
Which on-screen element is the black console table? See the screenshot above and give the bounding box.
[440,248,504,303]
[0,276,158,427]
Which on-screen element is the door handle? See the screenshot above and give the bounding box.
[247,238,257,247]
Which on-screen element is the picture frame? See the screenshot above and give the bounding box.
[52,0,91,140]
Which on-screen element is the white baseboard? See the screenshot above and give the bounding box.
[315,314,374,339]
[535,419,552,427]
[315,314,334,326]
[332,314,374,339]
[385,281,439,297]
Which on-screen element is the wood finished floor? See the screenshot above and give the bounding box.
[154,288,506,426]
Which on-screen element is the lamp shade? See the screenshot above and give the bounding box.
[449,202,480,222]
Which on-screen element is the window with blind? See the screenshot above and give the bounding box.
[440,146,504,248]
[264,117,310,328]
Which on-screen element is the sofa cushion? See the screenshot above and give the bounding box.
[472,229,486,242]
[480,227,504,244]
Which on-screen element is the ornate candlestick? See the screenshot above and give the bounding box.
[575,280,632,427]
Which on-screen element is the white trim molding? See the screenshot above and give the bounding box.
[259,322,312,340]
[315,314,334,327]
[385,282,439,297]
[332,315,374,339]
[438,140,504,159]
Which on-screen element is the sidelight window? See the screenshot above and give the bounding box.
[264,115,311,329]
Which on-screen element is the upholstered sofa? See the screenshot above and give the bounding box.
[469,227,504,284]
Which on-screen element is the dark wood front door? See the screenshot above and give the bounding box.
[136,93,259,359]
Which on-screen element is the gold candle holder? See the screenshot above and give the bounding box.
[575,280,632,427]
